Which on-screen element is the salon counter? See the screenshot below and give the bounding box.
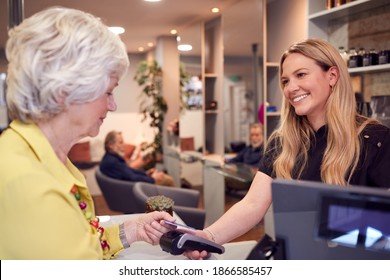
[99,214,257,260]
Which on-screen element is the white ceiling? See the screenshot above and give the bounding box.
[0,0,263,57]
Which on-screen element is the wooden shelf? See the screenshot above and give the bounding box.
[266,111,281,117]
[205,110,219,114]
[202,16,223,155]
[308,0,386,21]
[266,62,279,68]
[204,73,218,78]
[348,64,390,74]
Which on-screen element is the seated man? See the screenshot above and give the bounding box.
[225,123,264,167]
[100,131,175,187]
[224,123,264,192]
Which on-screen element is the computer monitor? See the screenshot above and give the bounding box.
[271,179,390,260]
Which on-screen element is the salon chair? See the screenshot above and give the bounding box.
[95,168,138,214]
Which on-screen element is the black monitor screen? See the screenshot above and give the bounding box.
[272,179,390,259]
[317,194,390,253]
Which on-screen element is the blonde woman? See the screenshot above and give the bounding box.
[189,38,390,259]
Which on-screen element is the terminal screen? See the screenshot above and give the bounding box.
[318,194,390,253]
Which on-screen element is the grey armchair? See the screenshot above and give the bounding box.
[133,182,206,229]
[95,168,138,214]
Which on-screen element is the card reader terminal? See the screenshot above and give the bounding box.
[160,230,225,255]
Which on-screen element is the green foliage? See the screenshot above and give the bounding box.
[179,62,191,112]
[134,60,167,156]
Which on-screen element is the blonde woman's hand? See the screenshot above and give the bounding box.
[183,230,212,260]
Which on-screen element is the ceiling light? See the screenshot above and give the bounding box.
[211,8,220,13]
[176,36,181,42]
[144,0,161,2]
[147,42,154,47]
[170,29,177,35]
[178,44,192,52]
[108,26,125,35]
[138,47,145,52]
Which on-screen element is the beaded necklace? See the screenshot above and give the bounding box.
[70,185,110,252]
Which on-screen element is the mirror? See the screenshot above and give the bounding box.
[177,0,264,189]
[178,22,204,189]
[222,0,263,154]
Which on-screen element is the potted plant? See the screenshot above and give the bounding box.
[134,60,168,162]
[145,195,174,215]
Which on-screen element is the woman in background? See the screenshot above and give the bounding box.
[188,38,390,259]
[0,7,175,259]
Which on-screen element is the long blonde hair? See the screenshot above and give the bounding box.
[269,38,374,185]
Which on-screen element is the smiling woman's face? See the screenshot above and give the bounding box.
[281,53,333,129]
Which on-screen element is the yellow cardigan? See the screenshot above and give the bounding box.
[0,120,123,259]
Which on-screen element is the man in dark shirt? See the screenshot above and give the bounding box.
[226,123,264,167]
[224,123,264,191]
[100,131,175,186]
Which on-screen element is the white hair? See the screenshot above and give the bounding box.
[5,6,129,122]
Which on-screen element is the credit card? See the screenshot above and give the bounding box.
[164,220,196,231]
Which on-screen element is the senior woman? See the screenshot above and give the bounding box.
[0,7,175,259]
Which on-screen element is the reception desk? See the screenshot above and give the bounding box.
[203,157,256,226]
[100,214,257,260]
[213,162,256,183]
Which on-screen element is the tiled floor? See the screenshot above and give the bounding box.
[93,189,264,243]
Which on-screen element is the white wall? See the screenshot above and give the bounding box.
[83,112,156,162]
[114,53,145,113]
[180,110,203,150]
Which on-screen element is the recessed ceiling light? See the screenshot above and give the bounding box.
[211,8,219,13]
[108,26,125,35]
[178,44,192,52]
[147,42,154,47]
[144,0,161,2]
[138,47,145,52]
[170,29,177,35]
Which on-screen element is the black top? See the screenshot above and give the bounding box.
[258,123,390,189]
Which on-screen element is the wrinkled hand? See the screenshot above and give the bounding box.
[183,230,211,260]
[124,211,175,245]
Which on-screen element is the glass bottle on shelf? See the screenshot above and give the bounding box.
[348,47,358,68]
[335,0,346,7]
[362,50,370,67]
[357,47,365,67]
[378,50,390,65]
[326,0,334,9]
[338,46,349,65]
[368,49,379,65]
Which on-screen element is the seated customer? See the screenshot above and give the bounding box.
[225,123,264,167]
[100,131,175,186]
[223,123,264,192]
[126,142,154,170]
